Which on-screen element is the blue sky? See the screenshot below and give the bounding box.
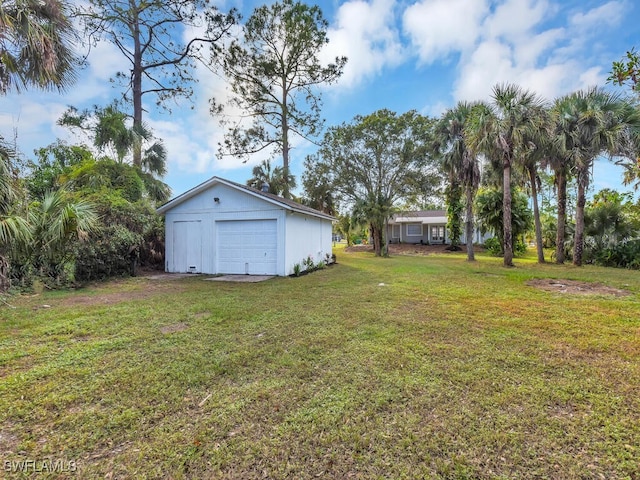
[1,0,639,201]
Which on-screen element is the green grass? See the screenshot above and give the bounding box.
[1,248,639,479]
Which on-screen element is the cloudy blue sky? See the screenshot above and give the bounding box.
[1,0,638,200]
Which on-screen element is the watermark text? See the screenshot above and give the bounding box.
[4,458,78,474]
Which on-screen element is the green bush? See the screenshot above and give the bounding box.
[484,237,527,257]
[75,225,143,280]
[484,237,501,256]
[593,239,640,269]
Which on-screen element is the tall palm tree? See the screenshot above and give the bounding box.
[433,101,481,261]
[0,0,78,93]
[552,88,635,266]
[466,84,546,266]
[520,108,553,263]
[545,106,575,264]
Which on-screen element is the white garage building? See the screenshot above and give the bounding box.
[156,177,335,276]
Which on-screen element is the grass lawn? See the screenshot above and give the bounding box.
[1,247,639,479]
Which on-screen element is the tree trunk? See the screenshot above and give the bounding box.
[529,165,545,263]
[132,4,143,168]
[371,223,383,257]
[383,217,389,257]
[573,174,587,266]
[555,171,567,264]
[281,82,290,199]
[465,185,475,261]
[503,161,514,266]
[0,255,10,292]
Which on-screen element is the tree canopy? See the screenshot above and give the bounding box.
[78,0,237,166]
[309,109,439,256]
[0,0,79,93]
[217,0,347,199]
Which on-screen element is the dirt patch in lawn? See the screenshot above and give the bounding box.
[527,278,631,297]
[160,322,189,334]
[38,281,187,309]
[345,243,481,255]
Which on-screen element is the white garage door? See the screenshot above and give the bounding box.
[216,220,277,275]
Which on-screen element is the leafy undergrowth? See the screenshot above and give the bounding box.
[0,248,639,479]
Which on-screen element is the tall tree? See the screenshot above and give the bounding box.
[217,0,347,199]
[312,109,437,257]
[519,108,552,263]
[79,0,236,166]
[547,99,576,264]
[433,102,481,261]
[466,84,546,267]
[553,88,638,266]
[0,0,79,93]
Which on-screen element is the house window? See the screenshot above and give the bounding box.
[392,225,400,238]
[431,225,445,241]
[407,223,422,236]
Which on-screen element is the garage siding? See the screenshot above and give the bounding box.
[284,213,333,275]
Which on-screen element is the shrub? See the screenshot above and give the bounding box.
[303,256,315,271]
[484,237,501,256]
[292,263,302,277]
[75,225,143,280]
[484,237,527,257]
[593,239,640,269]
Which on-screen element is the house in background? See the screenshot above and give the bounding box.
[386,210,490,245]
[157,177,334,276]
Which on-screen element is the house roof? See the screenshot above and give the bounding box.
[156,176,336,221]
[391,210,447,224]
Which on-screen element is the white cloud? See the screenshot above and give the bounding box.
[322,0,405,88]
[403,0,488,64]
[483,0,550,40]
[446,0,629,103]
[570,0,626,29]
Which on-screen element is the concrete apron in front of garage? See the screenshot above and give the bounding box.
[206,275,274,283]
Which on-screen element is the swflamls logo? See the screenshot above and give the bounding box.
[3,458,78,473]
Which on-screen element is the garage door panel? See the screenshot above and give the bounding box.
[216,220,277,275]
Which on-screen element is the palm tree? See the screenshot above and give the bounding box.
[59,105,171,202]
[246,159,296,197]
[0,141,30,290]
[466,84,546,266]
[552,88,635,266]
[520,108,552,263]
[0,0,78,93]
[433,102,481,261]
[28,189,98,280]
[545,106,575,264]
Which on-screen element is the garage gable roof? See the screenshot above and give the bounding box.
[156,176,335,221]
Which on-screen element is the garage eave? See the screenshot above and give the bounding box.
[156,176,336,222]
